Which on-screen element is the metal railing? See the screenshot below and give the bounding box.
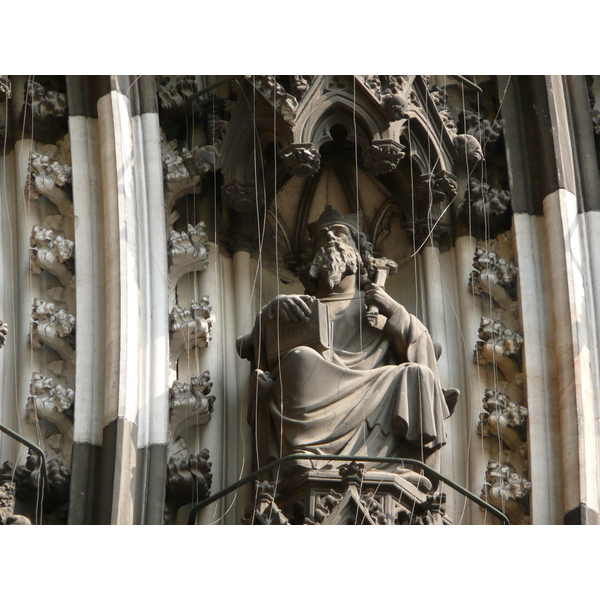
[0,422,49,490]
[187,453,510,525]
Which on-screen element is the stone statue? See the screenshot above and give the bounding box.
[237,206,457,483]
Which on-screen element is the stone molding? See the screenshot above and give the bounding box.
[247,76,298,125]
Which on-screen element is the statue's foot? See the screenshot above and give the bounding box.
[394,467,433,492]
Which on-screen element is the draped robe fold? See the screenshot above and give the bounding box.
[240,293,450,471]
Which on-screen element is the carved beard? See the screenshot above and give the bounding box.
[309,242,362,289]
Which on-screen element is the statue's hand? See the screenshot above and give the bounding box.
[364,283,401,317]
[266,294,313,322]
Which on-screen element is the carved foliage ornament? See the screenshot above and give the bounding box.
[417,170,458,205]
[428,84,457,135]
[279,143,321,177]
[170,296,214,357]
[470,246,518,309]
[0,320,7,348]
[157,76,199,113]
[169,370,215,437]
[26,80,67,120]
[162,136,219,213]
[168,222,210,284]
[221,179,264,213]
[462,177,511,219]
[26,151,73,217]
[474,317,523,383]
[30,225,75,288]
[248,76,298,125]
[166,449,212,524]
[478,388,527,452]
[30,298,75,363]
[482,460,530,524]
[26,372,74,440]
[362,140,405,176]
[461,110,503,146]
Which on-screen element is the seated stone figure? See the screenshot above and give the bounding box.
[237,206,456,482]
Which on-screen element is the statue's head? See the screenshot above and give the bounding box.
[300,205,376,293]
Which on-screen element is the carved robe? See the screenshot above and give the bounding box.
[239,292,450,471]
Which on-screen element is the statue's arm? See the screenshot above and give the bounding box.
[366,283,438,369]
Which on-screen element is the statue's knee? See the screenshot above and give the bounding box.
[403,363,435,380]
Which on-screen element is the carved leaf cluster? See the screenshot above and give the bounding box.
[26,81,67,120]
[168,222,210,283]
[157,76,199,113]
[417,170,458,204]
[464,178,511,219]
[461,110,503,145]
[478,388,527,451]
[280,143,321,177]
[470,247,518,308]
[362,140,405,176]
[248,76,298,125]
[429,84,457,135]
[0,319,7,348]
[481,460,530,523]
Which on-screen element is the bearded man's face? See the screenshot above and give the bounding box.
[309,224,362,289]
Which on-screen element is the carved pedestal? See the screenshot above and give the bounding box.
[243,463,450,525]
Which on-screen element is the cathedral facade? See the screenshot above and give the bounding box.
[1,75,599,525]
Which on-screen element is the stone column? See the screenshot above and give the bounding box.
[95,76,170,524]
[454,234,488,524]
[67,76,105,523]
[231,245,255,523]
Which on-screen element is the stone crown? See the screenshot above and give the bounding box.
[307,205,363,238]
